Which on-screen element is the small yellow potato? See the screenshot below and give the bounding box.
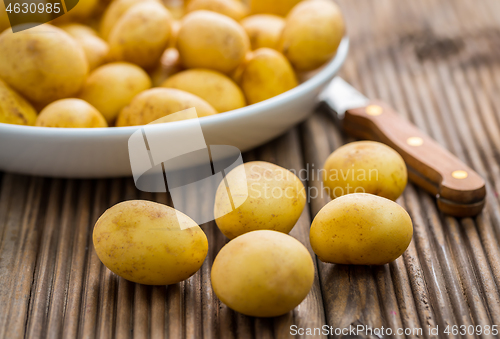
[60,24,109,71]
[150,48,183,87]
[239,48,297,104]
[0,1,10,33]
[279,0,345,71]
[241,14,285,50]
[93,200,208,285]
[36,99,107,128]
[109,2,172,69]
[51,0,99,23]
[214,161,306,239]
[100,0,161,40]
[0,79,37,126]
[79,62,152,124]
[211,230,314,317]
[161,69,245,112]
[177,10,250,74]
[310,193,413,265]
[323,141,407,201]
[249,0,301,16]
[186,0,248,21]
[0,24,88,106]
[116,88,217,126]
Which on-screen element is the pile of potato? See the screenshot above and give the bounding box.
[93,147,414,318]
[0,0,345,128]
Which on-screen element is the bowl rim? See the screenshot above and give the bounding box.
[0,37,349,137]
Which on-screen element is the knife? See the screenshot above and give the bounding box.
[318,77,486,217]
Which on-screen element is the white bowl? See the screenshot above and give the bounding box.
[0,38,349,178]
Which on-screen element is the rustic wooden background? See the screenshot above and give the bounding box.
[2,0,500,338]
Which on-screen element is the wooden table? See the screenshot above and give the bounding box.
[2,0,500,337]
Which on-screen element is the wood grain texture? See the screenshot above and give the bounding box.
[1,0,500,338]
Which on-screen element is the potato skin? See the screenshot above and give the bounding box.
[79,62,152,124]
[241,14,285,50]
[214,161,306,239]
[177,10,250,74]
[36,99,107,128]
[60,24,109,71]
[211,230,314,317]
[249,0,301,16]
[240,48,297,104]
[109,2,172,69]
[93,200,208,285]
[322,141,407,201]
[279,0,345,71]
[161,69,245,112]
[100,0,161,40]
[186,0,248,21]
[0,24,88,106]
[310,193,413,265]
[0,79,37,126]
[116,88,217,126]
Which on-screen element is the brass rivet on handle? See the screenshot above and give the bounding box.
[366,105,383,116]
[452,170,468,179]
[407,137,424,146]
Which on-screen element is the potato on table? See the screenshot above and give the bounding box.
[322,141,407,201]
[0,24,88,106]
[36,99,107,128]
[93,200,208,285]
[109,1,172,69]
[116,88,217,126]
[310,193,413,265]
[211,230,314,317]
[79,62,152,124]
[161,68,245,112]
[279,0,345,71]
[214,161,306,239]
[177,10,250,74]
[239,48,297,104]
[0,79,37,126]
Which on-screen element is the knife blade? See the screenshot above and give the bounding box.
[319,76,486,217]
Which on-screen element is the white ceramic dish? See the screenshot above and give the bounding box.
[0,38,349,178]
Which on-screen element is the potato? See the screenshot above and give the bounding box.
[79,62,152,124]
[100,0,161,40]
[214,161,306,239]
[116,88,217,126]
[0,1,9,33]
[177,10,250,74]
[36,99,107,128]
[0,79,37,126]
[51,0,99,23]
[186,0,248,21]
[279,0,345,71]
[161,69,245,112]
[239,48,297,104]
[211,230,314,317]
[60,24,109,71]
[310,193,413,265]
[323,141,407,201]
[0,24,88,106]
[93,200,208,285]
[109,2,172,69]
[249,0,301,16]
[241,14,285,50]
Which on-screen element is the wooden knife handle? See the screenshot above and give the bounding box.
[344,101,486,215]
